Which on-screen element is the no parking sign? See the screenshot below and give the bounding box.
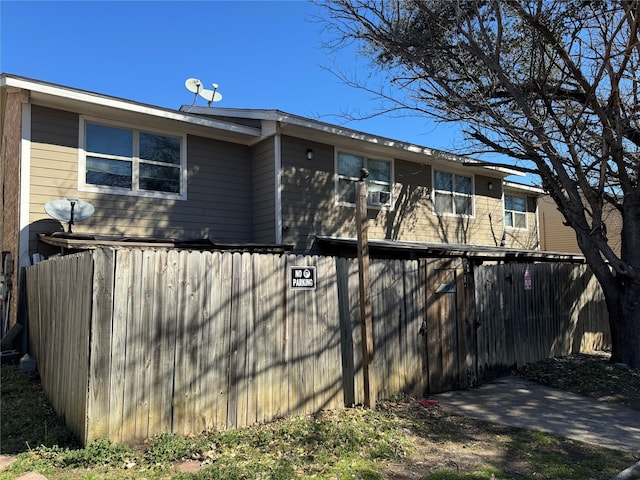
[289,266,316,290]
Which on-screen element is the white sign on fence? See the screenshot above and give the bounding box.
[524,268,532,290]
[290,266,316,290]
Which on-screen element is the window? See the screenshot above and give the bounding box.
[505,195,527,228]
[433,171,473,215]
[80,119,185,198]
[336,152,392,207]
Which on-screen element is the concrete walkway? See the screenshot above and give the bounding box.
[430,375,640,453]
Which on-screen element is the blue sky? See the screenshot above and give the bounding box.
[1,0,500,163]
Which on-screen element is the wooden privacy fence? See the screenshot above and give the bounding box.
[26,248,610,445]
[27,248,426,445]
[474,262,610,380]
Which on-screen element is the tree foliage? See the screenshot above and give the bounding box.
[319,0,640,366]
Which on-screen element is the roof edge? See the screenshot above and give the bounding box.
[180,105,521,177]
[1,73,261,137]
[504,180,545,195]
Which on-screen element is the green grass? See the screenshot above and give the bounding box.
[1,371,409,479]
[1,365,78,453]
[1,354,640,479]
[183,408,409,479]
[420,467,502,480]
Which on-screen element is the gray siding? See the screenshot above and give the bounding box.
[29,106,80,255]
[31,105,78,148]
[183,135,253,242]
[280,135,345,252]
[279,135,519,252]
[251,137,276,243]
[28,106,253,252]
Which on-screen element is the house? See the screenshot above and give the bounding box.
[538,194,622,256]
[1,73,551,332]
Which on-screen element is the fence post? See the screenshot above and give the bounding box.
[356,179,375,408]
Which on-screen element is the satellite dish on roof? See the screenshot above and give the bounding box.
[199,85,223,105]
[45,197,95,233]
[185,78,203,106]
[185,78,222,106]
[185,77,203,94]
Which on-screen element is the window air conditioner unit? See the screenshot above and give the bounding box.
[367,191,390,206]
[367,191,382,205]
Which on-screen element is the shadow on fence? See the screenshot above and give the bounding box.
[26,248,610,445]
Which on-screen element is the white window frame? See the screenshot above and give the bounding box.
[78,116,187,200]
[504,194,528,229]
[334,150,394,209]
[432,170,475,217]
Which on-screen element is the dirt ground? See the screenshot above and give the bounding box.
[380,353,640,479]
[381,402,525,478]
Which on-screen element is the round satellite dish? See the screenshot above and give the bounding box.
[198,88,223,103]
[185,78,203,94]
[45,198,95,232]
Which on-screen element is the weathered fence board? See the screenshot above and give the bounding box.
[26,253,92,442]
[88,247,114,440]
[474,263,610,381]
[26,248,611,445]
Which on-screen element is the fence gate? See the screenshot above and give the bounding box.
[424,258,477,393]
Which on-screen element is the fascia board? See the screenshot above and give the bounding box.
[193,106,522,177]
[1,74,260,138]
[503,181,545,194]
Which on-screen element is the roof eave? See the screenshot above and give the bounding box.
[1,73,261,139]
[503,180,545,195]
[180,105,521,177]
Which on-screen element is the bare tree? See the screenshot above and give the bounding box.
[317,0,640,368]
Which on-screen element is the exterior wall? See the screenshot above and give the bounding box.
[0,87,29,329]
[24,103,542,259]
[538,195,622,255]
[503,188,540,250]
[251,137,277,243]
[473,174,508,246]
[280,135,523,252]
[538,195,578,254]
[183,135,252,242]
[376,169,506,246]
[373,170,508,246]
[29,105,79,255]
[370,159,432,241]
[280,136,351,251]
[28,105,254,256]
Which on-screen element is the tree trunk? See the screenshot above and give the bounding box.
[606,279,640,369]
[607,196,640,369]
